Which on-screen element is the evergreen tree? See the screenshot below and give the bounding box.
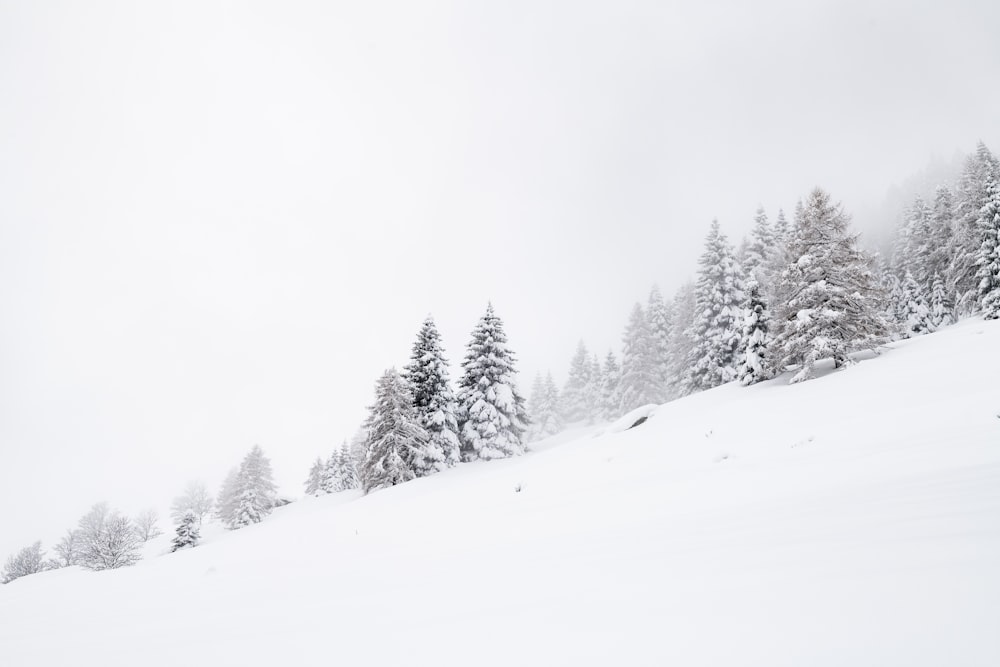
[362,368,427,492]
[402,316,461,475]
[773,188,890,383]
[977,178,1000,319]
[215,468,240,526]
[598,350,621,421]
[736,276,771,386]
[646,285,673,397]
[929,272,953,330]
[743,206,774,281]
[900,271,933,338]
[171,511,201,552]
[681,220,743,393]
[231,445,278,529]
[527,372,563,441]
[338,441,360,490]
[456,304,528,461]
[618,303,664,411]
[927,185,955,288]
[304,457,325,496]
[949,142,1000,313]
[665,282,697,396]
[561,341,597,423]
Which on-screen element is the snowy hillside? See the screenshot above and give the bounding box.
[2,319,999,666]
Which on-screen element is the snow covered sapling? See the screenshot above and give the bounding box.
[133,508,163,542]
[456,304,529,461]
[737,276,771,385]
[361,368,428,492]
[900,271,933,338]
[402,316,461,475]
[2,541,46,584]
[929,273,952,330]
[171,511,201,552]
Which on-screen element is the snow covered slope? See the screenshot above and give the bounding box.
[2,319,999,666]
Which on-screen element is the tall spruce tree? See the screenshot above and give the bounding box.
[665,282,697,396]
[681,220,743,394]
[744,206,774,281]
[361,369,427,493]
[598,350,621,421]
[561,341,597,423]
[232,445,278,529]
[736,276,771,385]
[456,304,528,461]
[773,188,890,383]
[527,372,563,441]
[402,316,461,475]
[976,178,1000,319]
[949,142,1000,313]
[646,285,673,398]
[304,457,325,496]
[618,303,664,412]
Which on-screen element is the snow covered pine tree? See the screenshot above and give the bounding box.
[361,368,428,492]
[171,511,201,552]
[773,188,890,383]
[737,276,771,385]
[402,316,461,475]
[232,445,278,528]
[456,304,528,461]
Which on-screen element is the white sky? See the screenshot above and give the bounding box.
[2,0,999,558]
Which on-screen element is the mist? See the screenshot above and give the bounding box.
[2,0,999,558]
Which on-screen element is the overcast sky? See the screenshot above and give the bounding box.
[2,0,999,558]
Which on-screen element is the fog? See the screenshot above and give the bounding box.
[2,0,998,558]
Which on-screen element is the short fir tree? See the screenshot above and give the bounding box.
[171,511,201,552]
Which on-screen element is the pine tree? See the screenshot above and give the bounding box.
[362,368,427,492]
[304,457,325,496]
[215,468,240,526]
[744,206,774,281]
[736,276,771,385]
[645,285,673,397]
[665,282,696,396]
[618,303,664,412]
[338,441,360,490]
[949,142,1000,314]
[527,372,563,441]
[900,271,933,338]
[402,316,461,475]
[231,445,278,528]
[681,220,743,393]
[929,273,952,330]
[927,185,955,288]
[171,511,201,552]
[561,341,597,423]
[598,350,621,421]
[977,178,1000,319]
[456,304,528,461]
[773,188,890,383]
